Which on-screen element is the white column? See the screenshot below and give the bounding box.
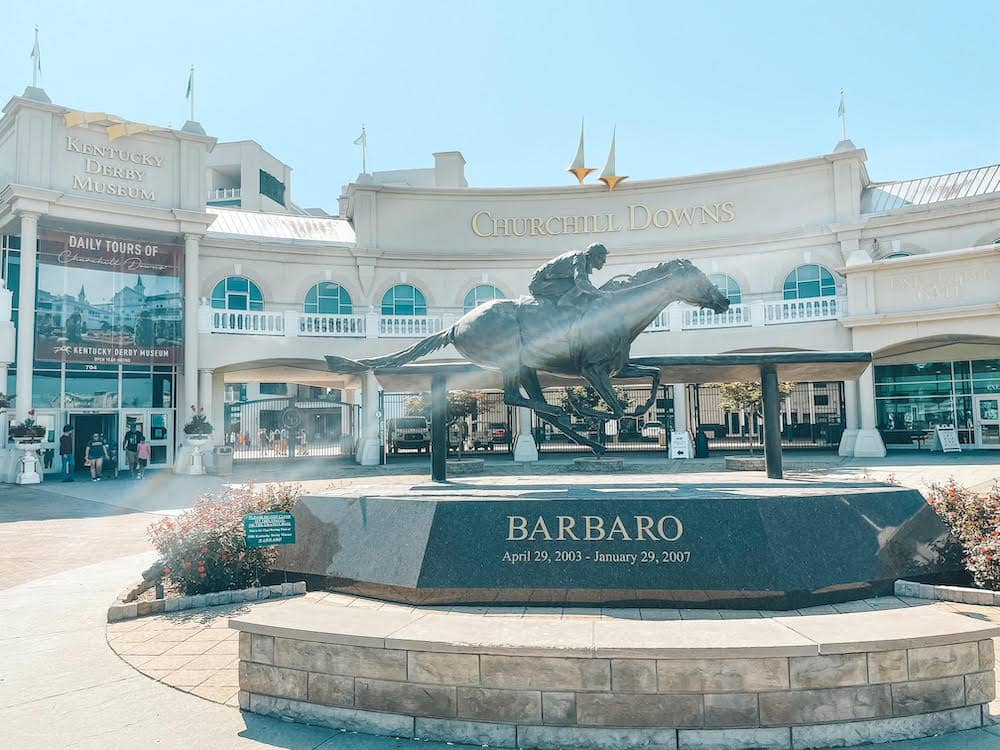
[15,213,39,420]
[853,366,886,457]
[670,383,693,458]
[512,406,538,462]
[839,380,860,456]
[0,285,13,394]
[199,368,215,439]
[356,370,381,465]
[183,234,200,417]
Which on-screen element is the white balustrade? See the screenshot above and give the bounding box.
[645,310,671,332]
[299,314,366,337]
[210,309,285,335]
[208,187,242,201]
[681,303,752,329]
[379,315,443,338]
[763,296,843,325]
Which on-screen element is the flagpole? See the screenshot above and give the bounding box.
[32,26,39,88]
[362,125,367,173]
[839,89,847,141]
[189,66,195,122]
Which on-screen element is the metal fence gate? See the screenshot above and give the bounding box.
[223,397,359,461]
[377,381,846,459]
[692,382,846,451]
[531,384,676,453]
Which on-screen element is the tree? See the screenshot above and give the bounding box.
[403,390,480,457]
[717,381,795,455]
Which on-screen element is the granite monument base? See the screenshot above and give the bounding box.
[276,473,960,610]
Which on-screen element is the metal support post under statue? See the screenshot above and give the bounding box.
[760,366,783,480]
[431,375,447,482]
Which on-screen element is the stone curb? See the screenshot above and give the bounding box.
[107,581,306,623]
[895,579,997,606]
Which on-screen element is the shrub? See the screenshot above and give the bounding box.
[183,405,214,435]
[926,479,1000,589]
[147,483,299,595]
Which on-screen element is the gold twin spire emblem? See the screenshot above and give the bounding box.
[567,120,627,191]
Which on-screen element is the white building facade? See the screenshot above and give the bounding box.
[1,88,999,476]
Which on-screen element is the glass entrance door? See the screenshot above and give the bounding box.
[974,396,1000,448]
[119,410,174,469]
[121,412,146,472]
[147,410,173,468]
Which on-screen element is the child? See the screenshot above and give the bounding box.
[136,437,151,479]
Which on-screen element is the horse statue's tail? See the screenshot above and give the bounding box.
[325,327,455,374]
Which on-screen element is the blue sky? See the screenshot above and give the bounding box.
[3,1,998,211]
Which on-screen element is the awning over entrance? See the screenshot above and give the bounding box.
[367,351,873,392]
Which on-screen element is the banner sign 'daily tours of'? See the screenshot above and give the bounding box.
[35,229,184,366]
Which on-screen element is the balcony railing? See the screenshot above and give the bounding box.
[208,187,242,202]
[379,315,442,338]
[682,303,752,329]
[210,309,284,335]
[763,296,841,324]
[646,310,670,332]
[299,314,366,337]
[202,296,845,339]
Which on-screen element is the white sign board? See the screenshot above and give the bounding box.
[931,426,961,453]
[670,431,692,459]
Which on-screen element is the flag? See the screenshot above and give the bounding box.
[30,27,41,74]
[186,67,194,100]
[353,128,366,147]
[837,90,845,118]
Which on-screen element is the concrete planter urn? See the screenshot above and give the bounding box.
[183,434,211,475]
[13,439,42,484]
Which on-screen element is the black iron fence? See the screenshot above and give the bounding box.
[693,382,846,451]
[223,397,358,461]
[377,381,845,460]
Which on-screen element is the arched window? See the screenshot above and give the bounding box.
[782,264,837,300]
[381,284,427,316]
[304,282,353,314]
[463,284,505,312]
[707,274,742,305]
[210,276,264,310]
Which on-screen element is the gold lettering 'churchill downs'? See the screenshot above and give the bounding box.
[471,202,734,238]
[506,514,684,542]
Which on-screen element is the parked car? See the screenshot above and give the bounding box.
[387,417,430,453]
[641,421,664,440]
[488,422,510,445]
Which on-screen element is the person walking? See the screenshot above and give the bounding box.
[136,437,151,479]
[86,433,109,481]
[59,425,74,482]
[122,422,145,479]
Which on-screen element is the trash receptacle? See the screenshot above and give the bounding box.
[694,430,709,459]
[211,445,233,476]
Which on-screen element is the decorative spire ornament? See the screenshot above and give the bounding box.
[567,119,595,183]
[599,127,627,191]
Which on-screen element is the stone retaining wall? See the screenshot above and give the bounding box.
[236,633,995,749]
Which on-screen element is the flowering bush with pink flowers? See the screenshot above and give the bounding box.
[926,479,1000,589]
[148,483,298,595]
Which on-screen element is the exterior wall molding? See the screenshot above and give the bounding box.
[838,242,1000,275]
[346,150,864,201]
[840,303,1000,329]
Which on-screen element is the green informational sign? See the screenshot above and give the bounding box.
[244,512,296,547]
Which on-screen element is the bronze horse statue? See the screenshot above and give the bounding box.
[327,258,730,454]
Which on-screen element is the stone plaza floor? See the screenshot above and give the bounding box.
[3,450,1000,748]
